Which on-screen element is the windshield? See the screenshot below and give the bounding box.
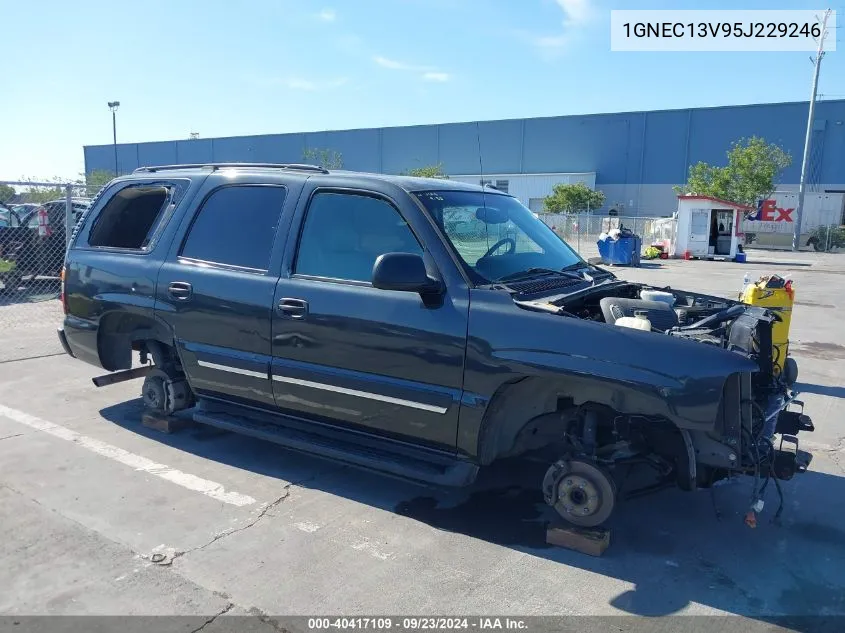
[413,190,585,283]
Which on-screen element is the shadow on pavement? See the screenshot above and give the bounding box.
[796,382,845,400]
[99,398,845,620]
[745,259,813,268]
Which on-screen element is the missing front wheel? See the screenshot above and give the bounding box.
[542,458,617,527]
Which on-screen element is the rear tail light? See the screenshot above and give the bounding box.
[60,266,67,314]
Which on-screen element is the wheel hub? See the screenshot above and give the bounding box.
[142,375,167,412]
[556,474,601,517]
[542,458,617,527]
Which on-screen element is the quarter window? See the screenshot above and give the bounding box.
[180,186,286,271]
[89,185,172,249]
[295,192,422,283]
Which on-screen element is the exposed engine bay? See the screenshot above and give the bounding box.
[514,277,814,528]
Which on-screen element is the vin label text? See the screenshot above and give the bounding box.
[610,10,836,52]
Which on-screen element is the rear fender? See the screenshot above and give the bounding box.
[97,311,175,371]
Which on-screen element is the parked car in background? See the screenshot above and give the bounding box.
[0,198,91,292]
[0,203,32,290]
[42,197,91,223]
[11,203,41,218]
[0,202,29,253]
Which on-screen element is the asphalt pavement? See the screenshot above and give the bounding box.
[0,250,843,629]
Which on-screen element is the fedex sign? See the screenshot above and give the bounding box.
[746,199,794,223]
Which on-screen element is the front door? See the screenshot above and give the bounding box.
[688,208,711,256]
[270,187,469,451]
[155,182,291,409]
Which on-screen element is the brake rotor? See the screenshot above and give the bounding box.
[543,459,617,527]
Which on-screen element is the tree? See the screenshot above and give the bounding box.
[542,182,606,214]
[81,169,116,196]
[0,184,15,204]
[403,163,449,179]
[674,136,792,207]
[18,178,64,204]
[302,148,343,170]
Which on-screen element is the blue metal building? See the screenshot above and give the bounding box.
[83,99,845,216]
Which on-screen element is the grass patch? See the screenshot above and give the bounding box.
[0,259,15,273]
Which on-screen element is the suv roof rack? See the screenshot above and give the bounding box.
[133,162,330,174]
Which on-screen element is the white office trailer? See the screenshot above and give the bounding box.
[449,173,597,213]
[672,195,747,260]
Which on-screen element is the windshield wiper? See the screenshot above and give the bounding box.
[494,268,568,283]
[561,261,592,272]
[494,267,594,284]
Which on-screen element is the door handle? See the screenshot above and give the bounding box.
[168,281,193,300]
[277,297,308,319]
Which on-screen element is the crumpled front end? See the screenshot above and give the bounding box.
[669,300,814,523]
[531,279,815,526]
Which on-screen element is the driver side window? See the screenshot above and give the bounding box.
[295,191,423,283]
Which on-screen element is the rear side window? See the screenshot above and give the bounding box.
[89,185,171,249]
[180,185,286,271]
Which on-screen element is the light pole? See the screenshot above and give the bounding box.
[108,101,120,175]
[792,9,832,251]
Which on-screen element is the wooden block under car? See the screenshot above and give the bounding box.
[142,411,194,434]
[546,525,611,556]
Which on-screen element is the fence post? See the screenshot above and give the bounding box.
[577,208,582,254]
[64,184,73,249]
[825,225,831,253]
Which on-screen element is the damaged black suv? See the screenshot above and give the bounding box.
[58,163,813,527]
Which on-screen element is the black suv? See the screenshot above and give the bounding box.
[59,163,813,527]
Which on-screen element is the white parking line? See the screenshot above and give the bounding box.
[0,404,256,507]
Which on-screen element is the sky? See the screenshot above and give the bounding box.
[1,0,842,180]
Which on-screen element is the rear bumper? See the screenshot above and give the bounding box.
[57,328,74,358]
[59,316,103,368]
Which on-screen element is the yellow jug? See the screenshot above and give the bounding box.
[740,275,795,380]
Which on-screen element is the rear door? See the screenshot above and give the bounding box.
[155,174,303,409]
[269,181,470,451]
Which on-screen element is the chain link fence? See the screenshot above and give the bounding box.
[741,223,845,251]
[0,179,102,362]
[537,212,845,256]
[537,212,670,261]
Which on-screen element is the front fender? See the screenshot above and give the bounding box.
[457,290,757,458]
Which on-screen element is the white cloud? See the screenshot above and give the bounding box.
[373,56,432,72]
[317,8,336,21]
[373,56,450,82]
[555,0,592,25]
[422,72,450,82]
[531,0,595,51]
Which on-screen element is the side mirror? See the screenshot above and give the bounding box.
[372,252,441,294]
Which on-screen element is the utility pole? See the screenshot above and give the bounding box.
[108,101,121,176]
[792,9,832,251]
